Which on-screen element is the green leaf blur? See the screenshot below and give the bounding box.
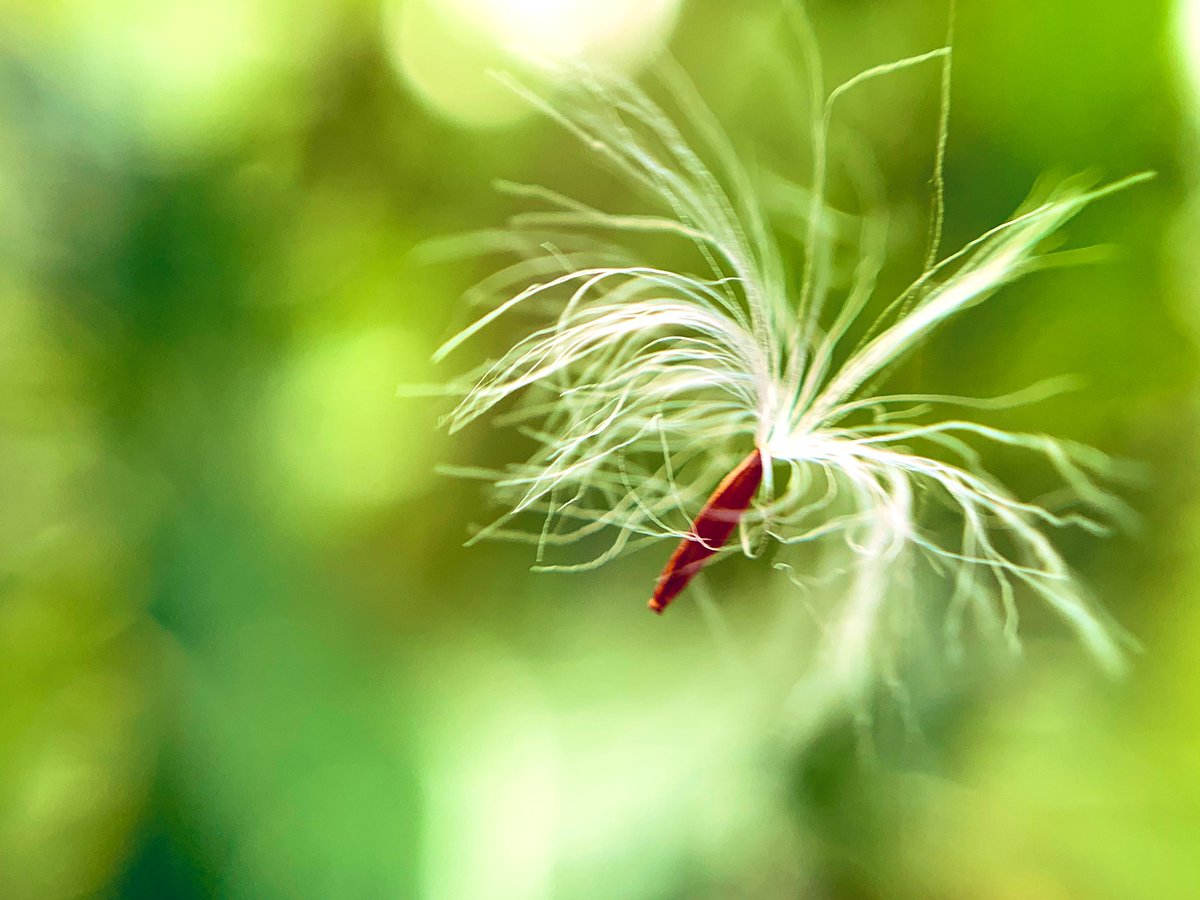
[0,1,1196,898]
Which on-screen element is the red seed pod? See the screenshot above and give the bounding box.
[649,448,764,614]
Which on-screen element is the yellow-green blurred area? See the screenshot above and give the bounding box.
[1,0,1198,897]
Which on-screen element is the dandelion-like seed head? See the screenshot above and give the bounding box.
[431,6,1149,707]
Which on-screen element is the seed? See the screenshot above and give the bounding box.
[649,448,764,614]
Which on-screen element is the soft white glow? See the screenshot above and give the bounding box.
[450,0,683,72]
[387,0,682,127]
[1177,0,1200,108]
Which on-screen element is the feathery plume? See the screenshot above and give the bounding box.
[433,13,1148,692]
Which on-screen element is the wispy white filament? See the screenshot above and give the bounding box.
[434,22,1150,693]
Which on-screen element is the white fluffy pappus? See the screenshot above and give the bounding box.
[429,12,1151,701]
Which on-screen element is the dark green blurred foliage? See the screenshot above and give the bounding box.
[1,1,1197,898]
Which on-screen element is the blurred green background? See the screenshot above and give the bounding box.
[1,0,1198,897]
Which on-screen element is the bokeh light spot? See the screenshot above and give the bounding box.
[261,324,440,526]
[386,0,682,128]
[1177,0,1200,109]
